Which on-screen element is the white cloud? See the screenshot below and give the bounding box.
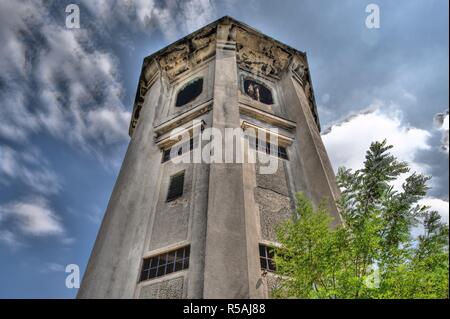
[81,0,217,41]
[0,197,65,237]
[86,108,131,145]
[411,197,449,238]
[322,107,431,174]
[0,0,131,159]
[322,106,434,192]
[419,197,449,225]
[0,145,61,195]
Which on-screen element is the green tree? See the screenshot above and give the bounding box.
[273,140,449,299]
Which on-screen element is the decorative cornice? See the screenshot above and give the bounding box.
[155,120,206,150]
[239,103,296,132]
[240,120,294,147]
[153,100,212,137]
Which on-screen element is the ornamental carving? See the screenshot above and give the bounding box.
[236,28,291,78]
[191,26,216,66]
[157,25,216,81]
[158,44,190,80]
[290,55,308,85]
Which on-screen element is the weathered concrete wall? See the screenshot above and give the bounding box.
[148,163,193,251]
[280,74,341,225]
[136,78,213,299]
[78,78,166,298]
[138,275,186,299]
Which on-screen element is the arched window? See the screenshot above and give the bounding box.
[243,79,273,105]
[175,78,203,107]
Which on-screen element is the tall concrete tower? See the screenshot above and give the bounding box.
[78,16,340,299]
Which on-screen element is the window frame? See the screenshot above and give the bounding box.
[259,244,276,272]
[139,245,190,282]
[166,171,185,202]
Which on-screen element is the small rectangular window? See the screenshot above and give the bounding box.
[166,171,185,202]
[139,246,190,282]
[162,149,171,163]
[259,244,276,272]
[161,137,199,163]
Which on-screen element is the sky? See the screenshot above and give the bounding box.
[0,0,448,298]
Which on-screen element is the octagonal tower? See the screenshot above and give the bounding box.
[78,16,340,299]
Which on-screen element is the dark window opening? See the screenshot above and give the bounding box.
[259,244,276,272]
[161,137,200,163]
[244,79,273,105]
[175,78,203,107]
[166,171,185,202]
[139,246,190,282]
[246,137,289,160]
[277,146,288,160]
[162,148,171,162]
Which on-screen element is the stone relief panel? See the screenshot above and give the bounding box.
[158,44,190,80]
[158,25,216,82]
[234,27,320,129]
[236,28,291,78]
[139,276,185,299]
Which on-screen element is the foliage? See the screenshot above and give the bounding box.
[273,140,449,299]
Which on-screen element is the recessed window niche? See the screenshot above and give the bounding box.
[243,78,274,105]
[175,78,203,107]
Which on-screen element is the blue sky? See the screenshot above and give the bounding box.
[0,0,448,298]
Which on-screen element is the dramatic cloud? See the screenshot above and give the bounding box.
[0,145,61,195]
[322,105,448,230]
[81,0,217,41]
[0,0,130,157]
[434,110,449,154]
[322,106,431,174]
